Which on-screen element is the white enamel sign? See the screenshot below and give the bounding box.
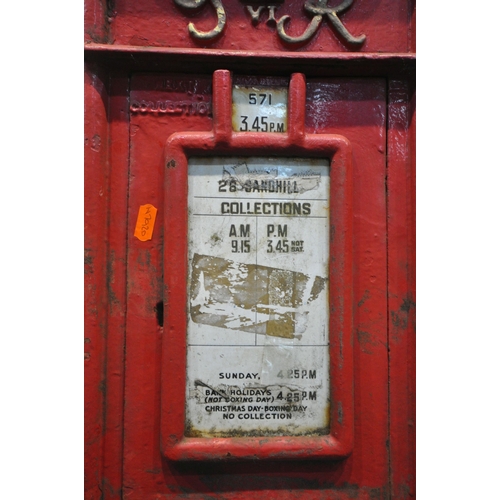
[232,86,287,133]
[186,157,330,437]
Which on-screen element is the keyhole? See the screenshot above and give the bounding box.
[155,301,164,327]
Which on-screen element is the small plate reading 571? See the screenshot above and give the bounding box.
[232,85,288,133]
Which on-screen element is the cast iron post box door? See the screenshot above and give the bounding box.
[115,69,402,497]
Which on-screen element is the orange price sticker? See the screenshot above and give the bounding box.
[134,204,158,242]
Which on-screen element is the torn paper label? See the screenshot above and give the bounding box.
[190,254,326,339]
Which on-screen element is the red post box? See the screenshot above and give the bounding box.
[85,0,415,497]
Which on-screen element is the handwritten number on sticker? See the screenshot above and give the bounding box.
[134,204,158,242]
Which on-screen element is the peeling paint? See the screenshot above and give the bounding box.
[357,289,371,307]
[390,295,415,343]
[356,329,381,354]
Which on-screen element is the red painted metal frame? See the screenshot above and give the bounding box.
[387,79,416,499]
[161,70,354,461]
[84,63,109,499]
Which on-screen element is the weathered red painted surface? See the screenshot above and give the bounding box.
[108,0,410,53]
[84,62,109,500]
[84,0,415,497]
[387,79,416,499]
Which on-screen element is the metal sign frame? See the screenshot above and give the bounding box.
[161,70,354,461]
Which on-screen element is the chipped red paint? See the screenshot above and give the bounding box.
[84,0,415,497]
[84,62,109,500]
[101,73,130,500]
[387,79,416,499]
